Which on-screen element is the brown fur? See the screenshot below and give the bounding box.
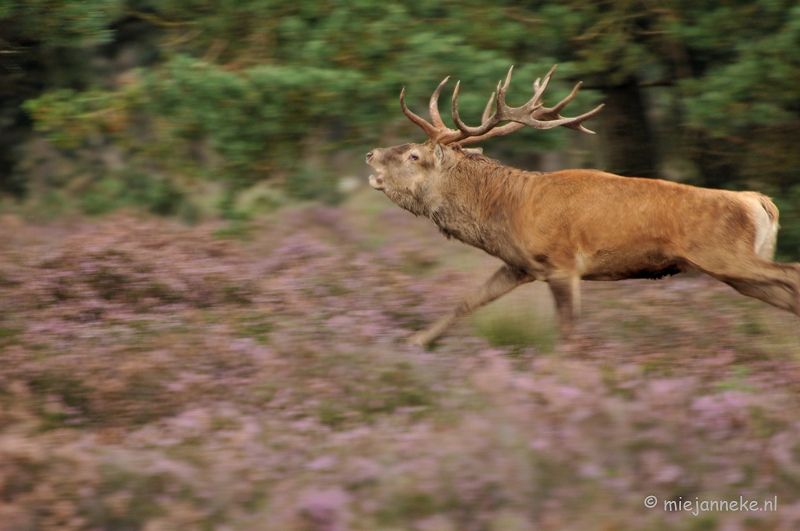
[366,141,800,345]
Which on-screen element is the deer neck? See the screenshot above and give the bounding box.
[429,158,537,261]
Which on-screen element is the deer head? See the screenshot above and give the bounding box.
[366,65,604,214]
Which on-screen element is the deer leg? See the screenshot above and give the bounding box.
[547,274,580,338]
[408,264,534,346]
[700,259,800,316]
[725,279,798,314]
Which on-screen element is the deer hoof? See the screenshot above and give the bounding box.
[406,331,431,347]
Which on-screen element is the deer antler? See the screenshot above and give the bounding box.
[451,65,604,146]
[400,78,464,145]
[399,65,604,147]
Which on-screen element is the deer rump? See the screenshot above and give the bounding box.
[366,65,800,346]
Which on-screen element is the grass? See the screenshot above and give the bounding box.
[471,289,557,352]
[0,203,799,531]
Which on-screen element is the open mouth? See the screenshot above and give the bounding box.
[368,172,385,190]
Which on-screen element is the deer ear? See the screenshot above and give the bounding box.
[433,143,445,166]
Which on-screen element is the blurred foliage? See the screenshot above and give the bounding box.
[0,0,122,47]
[79,167,187,217]
[772,186,800,263]
[9,1,560,223]
[2,0,800,255]
[24,87,143,148]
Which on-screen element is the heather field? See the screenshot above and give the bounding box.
[1,189,800,531]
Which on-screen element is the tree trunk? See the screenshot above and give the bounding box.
[598,79,658,178]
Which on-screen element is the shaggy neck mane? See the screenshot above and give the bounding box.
[427,152,542,261]
[450,154,542,220]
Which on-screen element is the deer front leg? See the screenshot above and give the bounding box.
[408,264,534,346]
[547,274,581,338]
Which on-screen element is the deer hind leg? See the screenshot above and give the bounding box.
[699,258,800,317]
[724,279,799,315]
[408,264,534,346]
[547,273,581,338]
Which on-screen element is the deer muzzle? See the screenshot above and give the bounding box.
[366,150,385,190]
[368,173,384,190]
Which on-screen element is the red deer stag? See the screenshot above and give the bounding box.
[366,65,800,346]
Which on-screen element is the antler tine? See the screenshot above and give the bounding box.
[452,81,498,136]
[481,91,496,123]
[532,64,557,106]
[499,66,514,103]
[559,103,605,134]
[548,81,583,115]
[400,86,440,140]
[429,76,451,129]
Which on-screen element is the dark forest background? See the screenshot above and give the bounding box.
[2,0,800,257]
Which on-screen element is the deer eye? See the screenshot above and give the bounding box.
[409,153,419,161]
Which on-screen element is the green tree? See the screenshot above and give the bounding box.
[7,0,800,258]
[23,1,573,207]
[0,0,125,195]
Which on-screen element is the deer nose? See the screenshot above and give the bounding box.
[366,151,374,162]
